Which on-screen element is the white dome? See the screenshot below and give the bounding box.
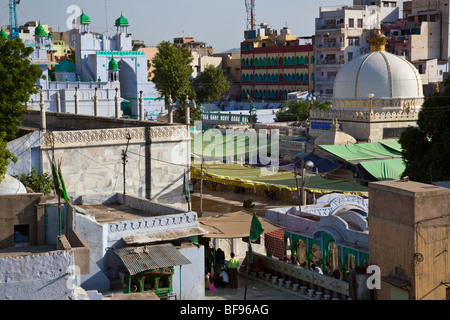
[333,51,423,100]
[0,175,27,194]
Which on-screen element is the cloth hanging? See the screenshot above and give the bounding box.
[264,228,285,259]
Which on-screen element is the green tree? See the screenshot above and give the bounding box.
[399,80,450,183]
[0,37,43,183]
[0,37,43,141]
[274,98,331,122]
[13,167,54,195]
[150,41,193,111]
[193,64,230,103]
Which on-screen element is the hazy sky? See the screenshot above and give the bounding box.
[0,0,363,52]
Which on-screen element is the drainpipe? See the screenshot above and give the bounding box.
[180,265,182,300]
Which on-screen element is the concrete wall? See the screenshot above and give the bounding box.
[172,244,205,300]
[369,180,450,300]
[0,194,45,248]
[0,250,75,300]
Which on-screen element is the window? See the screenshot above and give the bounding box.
[348,38,354,46]
[357,19,363,28]
[349,18,354,28]
[348,52,353,61]
[14,225,29,244]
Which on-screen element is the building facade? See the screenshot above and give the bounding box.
[240,23,315,101]
[314,1,400,97]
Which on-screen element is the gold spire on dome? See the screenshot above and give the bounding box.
[369,24,387,51]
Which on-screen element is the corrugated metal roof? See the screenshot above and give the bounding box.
[114,243,192,275]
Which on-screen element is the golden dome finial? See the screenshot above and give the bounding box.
[369,24,387,51]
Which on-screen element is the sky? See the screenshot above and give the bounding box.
[0,0,363,53]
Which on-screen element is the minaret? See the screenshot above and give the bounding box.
[79,9,91,34]
[108,55,120,82]
[115,11,129,34]
[34,21,47,49]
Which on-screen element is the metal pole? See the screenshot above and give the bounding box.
[293,159,300,207]
[200,155,204,217]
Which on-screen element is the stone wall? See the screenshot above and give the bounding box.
[0,250,75,300]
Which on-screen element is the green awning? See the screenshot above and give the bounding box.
[379,140,402,153]
[319,142,401,162]
[359,158,405,181]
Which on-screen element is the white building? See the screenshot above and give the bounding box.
[27,10,164,119]
[314,1,400,97]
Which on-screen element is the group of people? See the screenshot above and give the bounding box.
[281,255,343,280]
[205,249,240,290]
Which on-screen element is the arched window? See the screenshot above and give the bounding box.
[299,56,304,65]
[246,58,249,66]
[258,58,263,66]
[304,73,309,81]
[263,74,266,82]
[250,58,253,66]
[262,58,267,66]
[311,73,315,81]
[245,74,250,82]
[242,74,246,82]
[283,57,288,65]
[241,59,246,66]
[258,90,262,98]
[287,57,292,65]
[250,74,254,82]
[295,56,300,65]
[311,55,315,64]
[254,58,259,66]
[305,56,309,65]
[287,74,292,82]
[295,73,300,81]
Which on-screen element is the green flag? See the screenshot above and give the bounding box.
[52,160,70,204]
[58,162,70,204]
[249,213,264,242]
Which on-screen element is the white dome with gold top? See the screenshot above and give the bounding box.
[332,26,423,109]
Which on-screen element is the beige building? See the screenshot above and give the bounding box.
[368,180,450,300]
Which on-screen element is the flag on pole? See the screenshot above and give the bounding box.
[249,213,264,263]
[249,213,264,242]
[52,160,70,204]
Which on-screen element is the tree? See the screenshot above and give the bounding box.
[193,64,230,104]
[0,37,42,141]
[399,80,450,183]
[12,167,54,195]
[0,37,43,183]
[274,98,331,122]
[150,41,193,111]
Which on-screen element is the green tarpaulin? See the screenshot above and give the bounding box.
[379,140,403,153]
[359,158,405,181]
[319,142,401,162]
[191,163,368,195]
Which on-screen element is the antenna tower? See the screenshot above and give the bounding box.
[245,0,255,30]
[9,0,20,40]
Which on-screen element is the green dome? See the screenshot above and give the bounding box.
[0,28,7,40]
[115,12,129,26]
[47,31,53,38]
[79,9,91,24]
[34,23,47,37]
[108,56,119,71]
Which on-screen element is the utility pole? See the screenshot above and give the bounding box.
[121,132,131,203]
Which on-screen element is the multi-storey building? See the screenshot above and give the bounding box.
[314,1,400,97]
[240,23,315,101]
[383,0,450,94]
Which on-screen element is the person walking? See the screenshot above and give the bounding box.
[228,252,240,288]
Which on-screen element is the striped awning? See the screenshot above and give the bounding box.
[114,243,191,275]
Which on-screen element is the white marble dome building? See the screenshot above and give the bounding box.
[310,26,424,142]
[332,29,424,112]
